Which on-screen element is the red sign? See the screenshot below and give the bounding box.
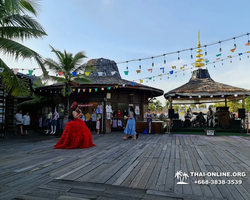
[78,104,93,107]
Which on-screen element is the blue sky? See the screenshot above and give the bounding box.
[3,0,250,104]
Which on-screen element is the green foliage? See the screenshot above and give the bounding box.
[227,100,242,113]
[245,97,250,112]
[0,0,47,96]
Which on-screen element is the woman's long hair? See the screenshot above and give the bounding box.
[129,106,136,119]
[70,102,78,120]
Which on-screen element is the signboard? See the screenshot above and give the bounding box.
[205,129,215,136]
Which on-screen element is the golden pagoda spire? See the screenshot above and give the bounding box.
[195,30,205,68]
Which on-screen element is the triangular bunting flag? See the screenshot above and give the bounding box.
[83,89,86,92]
[111,71,116,75]
[216,53,221,57]
[149,77,152,80]
[140,79,143,83]
[13,68,19,74]
[98,72,103,76]
[231,46,237,52]
[245,43,250,46]
[238,53,243,56]
[136,70,141,74]
[72,72,77,76]
[160,67,164,73]
[205,60,209,63]
[85,72,90,76]
[216,58,220,60]
[148,69,152,73]
[28,70,33,75]
[78,89,80,93]
[0,68,4,73]
[122,84,125,87]
[180,67,184,70]
[169,70,173,74]
[89,89,92,92]
[158,74,162,77]
[131,82,134,86]
[124,71,129,75]
[172,66,176,69]
[58,71,63,76]
[228,55,232,58]
[72,89,75,91]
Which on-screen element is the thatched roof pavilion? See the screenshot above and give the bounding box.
[164,68,250,105]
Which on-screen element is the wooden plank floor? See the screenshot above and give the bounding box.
[1,132,250,200]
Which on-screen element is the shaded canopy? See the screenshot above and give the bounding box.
[164,68,250,104]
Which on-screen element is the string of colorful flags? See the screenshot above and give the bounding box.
[130,51,250,83]
[116,32,250,65]
[0,68,119,77]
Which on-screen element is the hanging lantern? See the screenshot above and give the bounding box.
[163,54,166,64]
[108,87,111,90]
[95,88,98,92]
[83,89,86,92]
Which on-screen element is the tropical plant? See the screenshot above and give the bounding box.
[245,96,250,112]
[227,100,242,113]
[43,45,93,127]
[165,100,169,109]
[198,104,207,108]
[0,0,47,96]
[154,100,163,112]
[173,104,180,113]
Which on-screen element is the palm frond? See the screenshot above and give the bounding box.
[40,74,67,84]
[2,14,47,38]
[0,58,30,96]
[72,77,92,84]
[0,26,46,40]
[4,0,39,16]
[74,63,96,73]
[44,58,62,73]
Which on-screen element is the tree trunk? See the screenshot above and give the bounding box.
[63,84,69,128]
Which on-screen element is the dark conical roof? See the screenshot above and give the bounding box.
[164,68,250,103]
[87,58,121,79]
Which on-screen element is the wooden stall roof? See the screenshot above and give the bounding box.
[34,58,164,97]
[164,68,250,104]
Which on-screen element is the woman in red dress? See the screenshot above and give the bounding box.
[54,102,96,149]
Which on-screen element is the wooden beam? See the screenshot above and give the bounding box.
[225,97,227,107]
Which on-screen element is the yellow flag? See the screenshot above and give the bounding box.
[136,70,141,74]
[89,89,92,92]
[140,79,143,83]
[85,72,90,76]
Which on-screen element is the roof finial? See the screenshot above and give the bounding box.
[195,30,205,68]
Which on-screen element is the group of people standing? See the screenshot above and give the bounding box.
[45,109,59,134]
[15,110,30,136]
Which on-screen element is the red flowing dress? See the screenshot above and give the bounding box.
[54,118,95,149]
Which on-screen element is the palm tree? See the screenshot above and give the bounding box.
[154,100,163,112]
[0,0,47,96]
[43,45,93,127]
[165,100,169,109]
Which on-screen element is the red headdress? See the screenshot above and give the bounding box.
[71,102,77,109]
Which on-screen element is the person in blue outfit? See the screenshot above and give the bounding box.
[143,109,155,134]
[123,106,137,140]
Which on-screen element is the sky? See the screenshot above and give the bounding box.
[2,0,250,105]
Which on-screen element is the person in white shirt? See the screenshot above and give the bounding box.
[15,109,24,136]
[23,112,31,135]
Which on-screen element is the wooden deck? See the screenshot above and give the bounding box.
[1,132,250,200]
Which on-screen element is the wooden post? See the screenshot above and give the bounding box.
[225,97,227,107]
[242,95,246,130]
[168,97,172,134]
